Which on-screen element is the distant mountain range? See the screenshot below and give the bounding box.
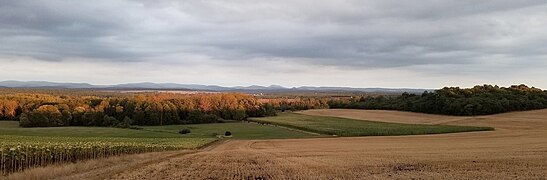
[0,80,431,93]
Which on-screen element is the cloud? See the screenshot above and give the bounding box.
[1,0,547,87]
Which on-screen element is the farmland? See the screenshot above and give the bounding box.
[249,113,493,136]
[3,109,547,179]
[0,136,214,175]
[0,120,313,175]
[2,0,546,178]
[137,122,317,139]
[0,121,217,175]
[108,109,546,179]
[0,121,315,139]
[0,121,182,138]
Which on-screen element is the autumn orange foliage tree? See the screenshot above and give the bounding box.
[0,91,282,127]
[0,88,338,127]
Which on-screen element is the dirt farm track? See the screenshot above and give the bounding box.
[6,109,547,180]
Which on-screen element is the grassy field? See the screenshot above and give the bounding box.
[249,113,494,136]
[138,122,317,139]
[0,121,315,140]
[0,121,182,138]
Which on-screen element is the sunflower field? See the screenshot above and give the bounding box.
[0,135,215,175]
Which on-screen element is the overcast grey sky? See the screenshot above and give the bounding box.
[1,0,546,88]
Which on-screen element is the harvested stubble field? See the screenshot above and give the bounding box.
[5,109,547,180]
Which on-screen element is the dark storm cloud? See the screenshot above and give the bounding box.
[0,0,142,60]
[1,0,547,70]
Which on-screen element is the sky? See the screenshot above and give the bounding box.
[1,0,547,89]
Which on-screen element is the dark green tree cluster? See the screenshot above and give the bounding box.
[329,85,547,116]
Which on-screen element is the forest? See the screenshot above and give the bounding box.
[329,84,547,116]
[0,89,329,127]
[1,84,546,127]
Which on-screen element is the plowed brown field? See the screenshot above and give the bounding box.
[5,109,547,180]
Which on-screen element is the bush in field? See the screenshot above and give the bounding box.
[225,131,232,136]
[179,128,191,134]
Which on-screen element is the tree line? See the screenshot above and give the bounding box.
[0,90,329,127]
[3,84,544,127]
[329,84,547,116]
[0,93,278,127]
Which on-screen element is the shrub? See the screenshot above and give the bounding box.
[224,131,232,136]
[116,116,133,128]
[202,114,220,123]
[116,122,130,129]
[179,128,191,134]
[129,126,143,130]
[102,115,119,127]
